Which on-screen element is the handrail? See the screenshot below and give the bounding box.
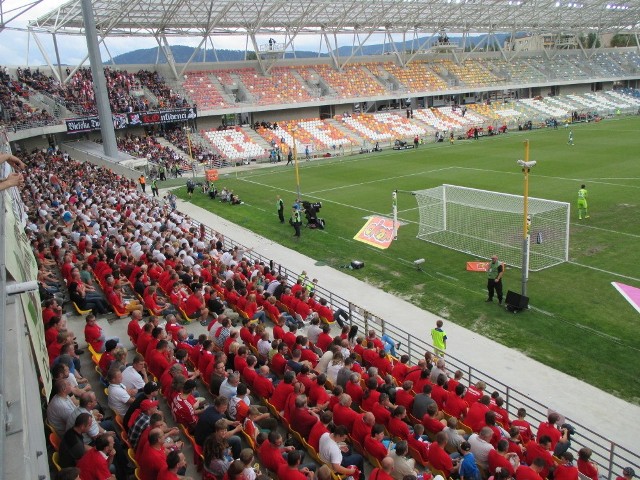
[186,216,639,479]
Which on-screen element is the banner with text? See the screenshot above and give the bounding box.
[65,107,197,133]
[353,216,396,249]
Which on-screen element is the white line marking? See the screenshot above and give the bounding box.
[567,261,640,283]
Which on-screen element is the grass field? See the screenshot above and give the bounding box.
[174,116,640,403]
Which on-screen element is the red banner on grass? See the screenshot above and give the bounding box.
[354,216,396,249]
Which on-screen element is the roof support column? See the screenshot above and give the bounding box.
[339,30,374,70]
[158,33,179,80]
[51,33,65,83]
[80,0,117,158]
[405,32,437,66]
[322,30,340,70]
[30,31,61,83]
[386,31,406,67]
[248,33,266,75]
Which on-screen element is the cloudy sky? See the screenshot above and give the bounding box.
[0,0,389,67]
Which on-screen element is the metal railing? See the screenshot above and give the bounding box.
[185,216,639,480]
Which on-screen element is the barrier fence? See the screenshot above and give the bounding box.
[189,217,639,480]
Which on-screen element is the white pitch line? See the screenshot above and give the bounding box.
[306,166,457,195]
[454,166,640,190]
[567,261,640,283]
[571,223,640,239]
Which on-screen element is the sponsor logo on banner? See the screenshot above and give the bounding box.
[353,216,395,249]
[66,107,198,133]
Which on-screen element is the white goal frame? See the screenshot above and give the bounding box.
[414,184,570,271]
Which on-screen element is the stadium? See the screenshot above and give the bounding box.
[0,0,639,479]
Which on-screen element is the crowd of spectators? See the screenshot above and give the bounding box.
[113,132,189,176]
[0,66,57,130]
[17,66,188,116]
[7,146,632,480]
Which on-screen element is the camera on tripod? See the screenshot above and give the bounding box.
[301,201,325,229]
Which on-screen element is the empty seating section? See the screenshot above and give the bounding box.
[183,71,230,110]
[379,61,448,93]
[469,102,522,121]
[236,67,314,105]
[204,127,267,160]
[309,63,387,98]
[436,59,503,87]
[340,112,427,142]
[295,119,357,148]
[414,106,488,131]
[590,53,629,77]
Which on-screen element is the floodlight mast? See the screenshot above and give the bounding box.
[517,142,536,300]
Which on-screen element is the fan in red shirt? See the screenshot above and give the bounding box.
[488,440,517,477]
[332,394,359,429]
[428,432,454,477]
[351,412,375,448]
[391,355,410,382]
[316,325,334,352]
[394,381,415,412]
[387,406,411,440]
[511,408,534,444]
[537,412,569,452]
[525,436,555,479]
[577,448,600,480]
[271,372,295,412]
[465,395,491,432]
[76,434,116,480]
[277,450,314,480]
[147,340,172,379]
[444,384,469,419]
[252,366,275,399]
[308,411,333,451]
[554,452,579,480]
[84,314,106,353]
[157,450,187,480]
[371,393,393,427]
[463,381,486,405]
[183,290,209,323]
[516,458,546,480]
[258,431,290,473]
[137,428,168,480]
[369,458,396,480]
[127,313,143,345]
[308,374,330,408]
[364,424,390,463]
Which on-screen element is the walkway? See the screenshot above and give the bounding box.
[173,195,640,453]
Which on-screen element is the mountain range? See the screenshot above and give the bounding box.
[109,34,512,65]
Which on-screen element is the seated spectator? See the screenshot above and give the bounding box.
[59,413,93,468]
[318,425,364,480]
[75,433,116,480]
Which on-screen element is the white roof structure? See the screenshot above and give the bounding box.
[28,0,640,36]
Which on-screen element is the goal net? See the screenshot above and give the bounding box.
[414,184,570,271]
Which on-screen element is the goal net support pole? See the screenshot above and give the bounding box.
[413,184,569,272]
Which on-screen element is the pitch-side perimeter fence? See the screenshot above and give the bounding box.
[188,218,639,480]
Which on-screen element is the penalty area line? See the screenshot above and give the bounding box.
[568,261,640,283]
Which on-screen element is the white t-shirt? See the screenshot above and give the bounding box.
[319,432,342,466]
[107,383,132,417]
[121,366,145,392]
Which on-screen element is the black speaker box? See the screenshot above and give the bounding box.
[505,290,529,311]
[351,260,364,269]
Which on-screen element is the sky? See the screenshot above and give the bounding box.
[0,0,389,67]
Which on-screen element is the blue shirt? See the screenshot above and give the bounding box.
[460,452,481,480]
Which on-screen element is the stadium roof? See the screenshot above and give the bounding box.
[28,0,640,37]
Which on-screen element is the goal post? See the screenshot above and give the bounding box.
[414,184,570,271]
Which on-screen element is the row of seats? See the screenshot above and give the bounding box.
[203,127,268,160]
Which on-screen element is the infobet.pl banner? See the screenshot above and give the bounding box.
[65,107,197,133]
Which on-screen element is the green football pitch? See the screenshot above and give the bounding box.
[175,115,640,403]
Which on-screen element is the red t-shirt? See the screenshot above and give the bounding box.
[555,464,579,480]
[428,442,454,477]
[516,466,543,480]
[308,422,329,452]
[308,383,330,407]
[488,449,516,476]
[138,444,167,480]
[465,402,489,432]
[395,389,414,412]
[511,419,534,444]
[577,459,599,480]
[84,323,104,352]
[351,415,372,446]
[128,319,142,344]
[391,362,409,382]
[525,441,553,479]
[277,464,308,480]
[387,416,410,440]
[183,294,204,317]
[369,468,394,480]
[364,435,388,463]
[76,448,112,480]
[271,353,287,377]
[259,440,286,472]
[271,382,294,412]
[253,375,275,399]
[157,468,180,480]
[332,404,359,430]
[537,422,562,451]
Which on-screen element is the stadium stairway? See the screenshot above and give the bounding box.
[155,136,191,162]
[243,127,275,152]
[326,118,367,146]
[141,86,160,107]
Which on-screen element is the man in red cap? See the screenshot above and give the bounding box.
[129,399,160,450]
